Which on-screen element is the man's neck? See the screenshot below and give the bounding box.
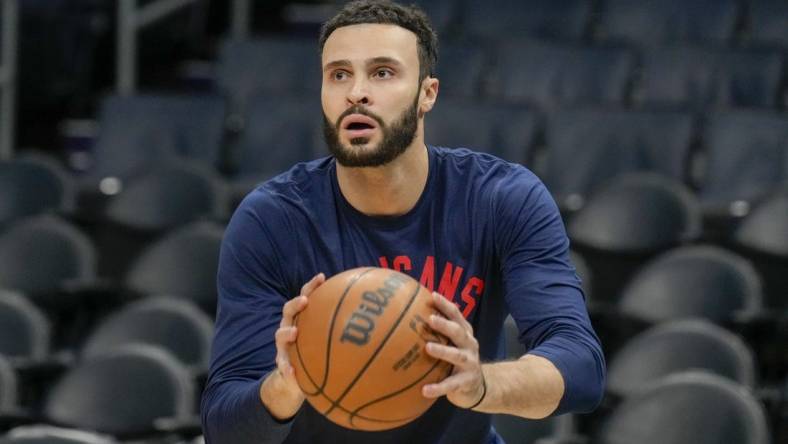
[335,141,429,217]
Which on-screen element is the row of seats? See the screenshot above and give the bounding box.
[3,155,786,307]
[216,37,788,110]
[403,0,788,48]
[73,94,788,220]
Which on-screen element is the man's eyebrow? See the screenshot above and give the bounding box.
[323,57,404,72]
[323,59,352,71]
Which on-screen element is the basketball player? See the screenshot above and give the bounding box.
[202,1,605,443]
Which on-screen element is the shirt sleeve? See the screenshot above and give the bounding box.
[201,192,300,444]
[493,169,606,414]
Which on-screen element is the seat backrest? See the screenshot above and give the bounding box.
[488,40,634,109]
[0,290,50,361]
[698,110,788,210]
[607,319,757,397]
[0,425,117,444]
[217,38,321,111]
[435,43,487,99]
[227,95,322,181]
[748,0,788,49]
[0,353,17,411]
[82,298,213,372]
[425,99,540,165]
[734,186,788,257]
[90,94,227,182]
[0,156,72,228]
[596,372,770,444]
[124,221,224,311]
[104,162,226,232]
[463,0,592,41]
[568,173,701,253]
[0,216,96,297]
[44,345,194,437]
[618,245,763,324]
[544,108,694,207]
[635,47,784,110]
[598,0,739,46]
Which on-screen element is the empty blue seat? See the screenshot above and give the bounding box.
[488,40,634,110]
[425,99,540,165]
[87,94,227,184]
[544,108,694,211]
[435,43,486,99]
[598,0,739,46]
[635,47,784,110]
[217,38,321,111]
[463,0,593,41]
[697,110,788,215]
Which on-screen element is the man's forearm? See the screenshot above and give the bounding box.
[473,354,565,419]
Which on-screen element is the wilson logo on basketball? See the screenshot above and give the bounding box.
[340,272,409,346]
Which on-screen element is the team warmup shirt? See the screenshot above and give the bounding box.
[202,146,605,444]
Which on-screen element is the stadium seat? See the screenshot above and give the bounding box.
[606,319,757,398]
[747,0,788,49]
[226,95,322,203]
[0,291,50,366]
[618,245,763,325]
[733,186,788,308]
[593,372,770,444]
[0,216,96,307]
[85,94,227,186]
[0,426,116,444]
[425,99,540,165]
[487,40,634,110]
[96,163,227,279]
[434,43,486,99]
[123,221,223,313]
[697,110,788,232]
[82,298,213,374]
[597,0,739,46]
[634,47,784,110]
[0,156,73,230]
[0,355,17,414]
[543,108,694,212]
[43,345,194,439]
[567,174,702,302]
[217,38,321,111]
[463,0,592,42]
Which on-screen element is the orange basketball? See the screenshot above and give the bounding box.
[288,267,453,431]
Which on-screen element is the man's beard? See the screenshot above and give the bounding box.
[322,93,419,168]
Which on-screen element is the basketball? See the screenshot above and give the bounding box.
[287,267,453,431]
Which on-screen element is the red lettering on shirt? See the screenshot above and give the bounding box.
[393,256,412,273]
[437,262,464,302]
[419,256,436,291]
[460,277,485,318]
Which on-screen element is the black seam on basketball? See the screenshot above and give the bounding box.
[348,355,451,428]
[323,274,422,417]
[309,390,422,426]
[294,267,373,397]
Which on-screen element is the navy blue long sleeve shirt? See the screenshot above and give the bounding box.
[201,146,605,444]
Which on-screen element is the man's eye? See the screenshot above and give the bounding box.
[374,69,393,79]
[333,71,349,81]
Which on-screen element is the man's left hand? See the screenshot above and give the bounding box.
[422,291,486,409]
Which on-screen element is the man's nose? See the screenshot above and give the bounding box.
[347,77,371,106]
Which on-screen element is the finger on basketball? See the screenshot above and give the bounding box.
[281,296,308,327]
[428,314,469,346]
[422,373,466,398]
[431,292,470,329]
[300,272,326,296]
[425,341,473,367]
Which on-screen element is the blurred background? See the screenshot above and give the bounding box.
[0,0,786,443]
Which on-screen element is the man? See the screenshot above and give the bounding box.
[201,1,605,443]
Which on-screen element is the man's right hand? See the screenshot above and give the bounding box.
[261,272,326,420]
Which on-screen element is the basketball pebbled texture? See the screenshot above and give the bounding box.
[288,267,453,431]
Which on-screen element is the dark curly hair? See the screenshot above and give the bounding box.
[319,0,438,82]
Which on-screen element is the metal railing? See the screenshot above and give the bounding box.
[0,0,18,160]
[116,0,201,95]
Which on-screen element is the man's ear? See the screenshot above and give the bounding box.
[419,77,440,116]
